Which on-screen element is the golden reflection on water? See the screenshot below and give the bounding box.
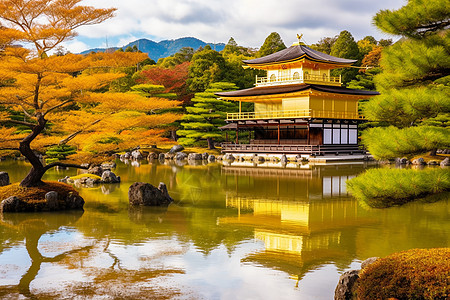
[0,160,449,299]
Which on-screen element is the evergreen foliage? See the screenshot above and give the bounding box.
[330,30,361,84]
[362,0,450,158]
[347,168,449,208]
[187,46,227,92]
[177,82,238,149]
[257,32,286,57]
[310,36,337,54]
[45,144,77,163]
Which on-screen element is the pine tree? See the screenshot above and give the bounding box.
[362,0,450,158]
[177,82,238,149]
[257,32,286,57]
[330,30,361,85]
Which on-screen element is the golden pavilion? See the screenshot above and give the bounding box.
[216,40,379,156]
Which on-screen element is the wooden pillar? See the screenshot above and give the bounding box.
[307,123,310,145]
[239,101,242,114]
[226,132,229,143]
[235,125,239,144]
[277,123,280,145]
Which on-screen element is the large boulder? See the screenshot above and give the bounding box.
[0,172,10,186]
[169,145,184,154]
[101,170,120,183]
[395,157,409,165]
[334,269,359,300]
[129,182,173,206]
[223,153,235,162]
[361,257,379,269]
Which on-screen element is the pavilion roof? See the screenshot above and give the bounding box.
[243,44,356,66]
[216,84,379,98]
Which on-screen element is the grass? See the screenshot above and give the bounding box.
[0,181,79,203]
[347,168,449,208]
[358,248,450,300]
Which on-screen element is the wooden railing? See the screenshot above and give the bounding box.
[226,109,363,121]
[222,143,317,154]
[256,74,341,87]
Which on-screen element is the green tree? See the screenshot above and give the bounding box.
[157,47,194,68]
[187,45,227,92]
[177,82,237,149]
[362,0,450,158]
[310,36,337,54]
[257,32,286,57]
[330,30,361,85]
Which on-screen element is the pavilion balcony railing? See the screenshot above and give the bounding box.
[255,74,341,87]
[226,109,363,121]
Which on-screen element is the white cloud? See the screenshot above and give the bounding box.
[76,0,405,51]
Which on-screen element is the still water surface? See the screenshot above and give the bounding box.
[0,160,449,299]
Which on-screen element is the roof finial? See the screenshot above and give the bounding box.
[293,34,304,46]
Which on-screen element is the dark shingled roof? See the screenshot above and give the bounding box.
[243,44,356,65]
[216,84,379,97]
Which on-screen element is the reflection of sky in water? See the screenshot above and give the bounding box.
[0,246,30,285]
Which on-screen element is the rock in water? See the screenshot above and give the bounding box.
[101,170,121,183]
[334,270,359,300]
[45,191,59,210]
[0,172,9,186]
[169,145,184,154]
[0,196,20,213]
[131,150,144,160]
[129,182,173,206]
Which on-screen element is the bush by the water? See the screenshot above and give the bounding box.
[347,168,449,207]
[357,248,450,300]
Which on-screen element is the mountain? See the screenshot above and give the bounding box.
[81,37,226,61]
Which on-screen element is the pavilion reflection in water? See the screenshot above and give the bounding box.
[220,165,373,285]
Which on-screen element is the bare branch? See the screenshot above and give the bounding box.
[0,119,36,128]
[59,119,101,145]
[43,99,73,116]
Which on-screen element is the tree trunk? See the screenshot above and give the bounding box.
[19,114,47,187]
[207,137,215,150]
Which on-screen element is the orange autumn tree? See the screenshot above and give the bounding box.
[0,0,180,187]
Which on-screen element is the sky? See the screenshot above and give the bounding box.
[64,0,406,53]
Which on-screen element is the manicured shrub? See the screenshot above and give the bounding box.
[358,248,450,300]
[45,144,77,163]
[347,168,449,207]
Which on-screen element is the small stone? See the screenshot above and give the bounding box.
[208,155,216,162]
[334,269,359,300]
[281,154,288,164]
[158,153,165,160]
[0,196,20,213]
[45,191,59,210]
[164,153,175,160]
[412,157,425,165]
[223,154,235,162]
[202,152,209,160]
[440,157,449,167]
[175,152,188,160]
[101,170,120,183]
[101,161,116,170]
[168,145,184,154]
[128,182,173,206]
[88,166,103,176]
[147,152,158,160]
[131,150,143,160]
[0,172,10,186]
[188,153,202,160]
[361,257,379,269]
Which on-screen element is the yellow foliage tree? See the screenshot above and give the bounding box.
[0,0,180,187]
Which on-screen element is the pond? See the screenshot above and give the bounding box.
[0,159,449,299]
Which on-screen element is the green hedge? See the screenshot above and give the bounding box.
[347,168,449,208]
[358,248,450,300]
